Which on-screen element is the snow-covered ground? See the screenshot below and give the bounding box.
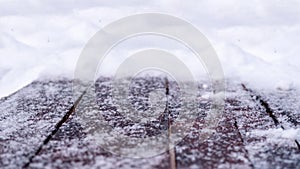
[1,0,300,98]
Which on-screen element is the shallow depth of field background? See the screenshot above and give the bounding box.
[1,0,300,97]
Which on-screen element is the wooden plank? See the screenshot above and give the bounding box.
[258,88,300,128]
[235,84,300,169]
[27,77,170,169]
[255,88,300,151]
[175,82,253,169]
[1,78,299,169]
[0,79,75,168]
[26,78,252,169]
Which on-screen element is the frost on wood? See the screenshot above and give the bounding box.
[258,89,300,129]
[28,77,173,169]
[0,79,74,168]
[234,84,300,169]
[0,78,299,169]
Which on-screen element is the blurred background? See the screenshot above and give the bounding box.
[0,0,300,98]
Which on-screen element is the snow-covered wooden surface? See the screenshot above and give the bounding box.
[0,78,299,169]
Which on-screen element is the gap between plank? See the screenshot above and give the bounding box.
[165,78,177,169]
[241,84,300,150]
[23,90,87,168]
[233,120,255,168]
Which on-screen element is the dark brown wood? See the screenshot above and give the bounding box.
[0,79,75,168]
[237,84,300,169]
[0,78,299,169]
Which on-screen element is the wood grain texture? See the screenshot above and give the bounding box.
[0,78,299,169]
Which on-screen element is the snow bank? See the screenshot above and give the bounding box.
[1,0,300,98]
